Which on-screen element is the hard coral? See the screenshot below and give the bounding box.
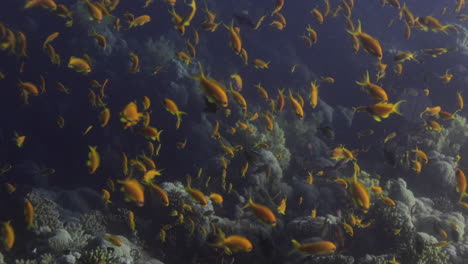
[398,233,450,264]
[80,210,107,236]
[26,190,63,233]
[78,248,120,264]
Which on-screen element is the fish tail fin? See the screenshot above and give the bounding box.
[27,222,36,230]
[288,239,301,255]
[356,20,362,33]
[441,24,452,34]
[419,110,426,118]
[186,175,192,189]
[175,118,182,129]
[217,228,226,240]
[127,21,134,30]
[242,195,253,209]
[288,89,294,99]
[352,164,358,183]
[355,71,370,87]
[410,53,421,63]
[193,61,205,80]
[187,0,196,8]
[223,20,233,30]
[347,19,361,35]
[458,192,468,202]
[393,100,406,115]
[156,129,163,141]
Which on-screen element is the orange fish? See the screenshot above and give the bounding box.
[186,175,207,206]
[163,98,187,129]
[288,90,304,119]
[456,168,467,201]
[102,189,112,204]
[311,8,324,24]
[140,126,163,141]
[24,199,35,230]
[209,231,253,254]
[252,59,270,69]
[192,63,228,107]
[24,0,57,10]
[86,146,100,174]
[118,178,145,207]
[348,20,383,59]
[128,15,151,29]
[224,21,242,54]
[149,183,170,206]
[289,240,336,255]
[356,71,388,102]
[243,198,277,226]
[90,31,107,49]
[68,56,91,74]
[1,221,15,251]
[120,102,143,128]
[354,100,405,122]
[309,81,319,108]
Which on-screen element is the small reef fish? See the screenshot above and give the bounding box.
[118,178,145,207]
[209,230,253,255]
[1,221,15,251]
[243,198,277,226]
[289,240,336,255]
[86,146,100,174]
[186,175,208,206]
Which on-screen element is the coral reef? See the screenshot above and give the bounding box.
[65,222,92,251]
[48,229,74,252]
[78,248,120,264]
[79,210,107,236]
[27,189,63,234]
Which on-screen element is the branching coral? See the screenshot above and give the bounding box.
[385,178,416,208]
[245,149,292,200]
[80,210,107,236]
[38,253,57,264]
[78,248,120,264]
[65,222,92,250]
[14,260,37,264]
[286,216,335,240]
[99,235,134,262]
[417,243,450,264]
[158,182,215,245]
[281,113,331,171]
[414,117,468,156]
[26,190,63,233]
[291,254,354,264]
[48,229,73,252]
[455,23,468,54]
[357,255,388,264]
[234,116,291,170]
[398,232,450,264]
[432,196,455,213]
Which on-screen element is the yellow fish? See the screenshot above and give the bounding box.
[86,146,100,174]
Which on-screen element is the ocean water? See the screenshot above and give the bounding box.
[0,0,467,263]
